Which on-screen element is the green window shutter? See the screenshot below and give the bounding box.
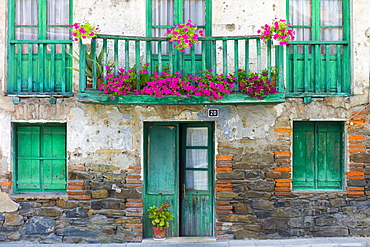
[42,126,67,190]
[16,126,42,190]
[317,123,343,189]
[293,122,343,190]
[292,123,315,189]
[15,123,67,193]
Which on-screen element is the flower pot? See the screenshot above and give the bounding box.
[152,227,166,240]
[272,39,280,46]
[82,38,91,45]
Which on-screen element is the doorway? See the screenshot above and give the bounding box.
[143,122,214,237]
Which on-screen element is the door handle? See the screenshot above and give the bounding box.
[182,184,186,199]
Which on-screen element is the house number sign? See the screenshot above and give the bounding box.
[207,108,219,117]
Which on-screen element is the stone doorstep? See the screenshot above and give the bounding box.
[143,236,217,243]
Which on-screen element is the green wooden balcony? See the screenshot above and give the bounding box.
[286,41,351,97]
[77,34,286,105]
[8,40,73,96]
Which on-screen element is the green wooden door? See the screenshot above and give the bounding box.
[144,122,214,237]
[15,123,67,192]
[292,122,343,190]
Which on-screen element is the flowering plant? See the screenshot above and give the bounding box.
[257,19,295,45]
[70,22,100,42]
[240,72,277,99]
[101,66,234,101]
[165,20,204,52]
[147,203,174,230]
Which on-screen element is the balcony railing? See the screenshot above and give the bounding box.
[286,41,350,96]
[77,34,286,104]
[8,40,73,95]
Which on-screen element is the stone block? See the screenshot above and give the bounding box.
[68,171,94,180]
[90,180,115,190]
[252,200,274,211]
[217,215,257,224]
[0,192,19,213]
[347,179,366,187]
[350,200,370,207]
[262,218,287,230]
[247,181,275,192]
[90,165,120,172]
[91,190,109,199]
[315,217,333,226]
[330,198,347,207]
[91,201,103,210]
[216,171,245,180]
[22,217,56,235]
[216,192,239,198]
[35,207,63,217]
[312,226,349,237]
[241,191,266,198]
[234,229,267,239]
[115,189,141,199]
[272,207,300,217]
[243,225,261,232]
[233,203,251,214]
[4,214,24,226]
[288,217,303,228]
[65,207,89,218]
[350,153,370,163]
[56,226,99,237]
[266,172,291,179]
[256,211,271,219]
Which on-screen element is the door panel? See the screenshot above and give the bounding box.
[144,122,213,237]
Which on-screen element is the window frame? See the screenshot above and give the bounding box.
[292,121,345,191]
[146,0,212,37]
[13,122,67,193]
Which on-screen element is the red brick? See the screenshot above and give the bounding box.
[276,183,290,187]
[216,155,233,160]
[217,180,232,184]
[216,210,233,214]
[275,188,291,192]
[126,212,143,217]
[216,184,233,188]
[346,172,365,176]
[68,195,91,200]
[346,187,365,191]
[216,201,230,205]
[275,192,292,196]
[128,165,141,170]
[125,184,143,188]
[216,168,233,171]
[347,191,365,195]
[347,176,365,180]
[0,182,12,186]
[126,203,143,208]
[349,149,366,153]
[348,136,365,140]
[274,168,291,172]
[274,128,292,133]
[67,186,86,190]
[274,151,291,155]
[126,175,142,179]
[275,179,292,183]
[127,199,143,203]
[67,190,85,195]
[68,181,84,186]
[216,205,233,210]
[216,188,233,192]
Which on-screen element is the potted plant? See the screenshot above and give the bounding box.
[147,202,174,240]
[70,22,100,45]
[257,18,295,45]
[67,47,115,89]
[165,20,204,52]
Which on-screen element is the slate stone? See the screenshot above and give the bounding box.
[233,203,251,214]
[247,181,275,192]
[22,217,56,235]
[329,198,346,207]
[35,207,63,217]
[272,208,300,217]
[252,200,274,211]
[218,215,257,223]
[68,171,94,180]
[216,171,245,180]
[57,226,99,237]
[234,229,267,239]
[262,218,287,230]
[0,226,19,232]
[241,192,265,198]
[4,214,24,226]
[115,189,141,199]
[256,211,271,219]
[347,179,366,186]
[288,217,303,228]
[315,217,333,226]
[65,207,89,218]
[18,202,32,213]
[91,201,103,210]
[350,153,370,163]
[90,180,115,190]
[91,190,109,199]
[312,226,349,237]
[350,201,370,207]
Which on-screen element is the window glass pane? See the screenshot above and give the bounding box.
[15,27,38,40]
[186,170,208,190]
[294,27,312,41]
[321,27,343,41]
[47,0,70,25]
[320,0,342,26]
[186,149,208,168]
[289,0,312,26]
[152,0,174,26]
[186,127,208,146]
[183,0,205,26]
[47,27,70,40]
[15,0,38,25]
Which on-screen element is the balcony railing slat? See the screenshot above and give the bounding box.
[103,39,108,85]
[275,45,284,93]
[61,44,67,92]
[201,41,206,73]
[135,40,141,90]
[27,44,33,92]
[39,44,44,92]
[211,40,216,76]
[114,40,119,75]
[314,44,320,93]
[293,45,298,93]
[256,39,261,74]
[234,40,239,91]
[245,40,249,80]
[304,45,309,92]
[222,40,228,76]
[191,46,196,75]
[325,45,330,93]
[169,43,173,74]
[91,40,97,89]
[336,44,342,93]
[79,43,87,93]
[125,40,129,70]
[50,44,56,92]
[158,42,163,72]
[267,41,272,81]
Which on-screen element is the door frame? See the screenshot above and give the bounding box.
[143,121,215,238]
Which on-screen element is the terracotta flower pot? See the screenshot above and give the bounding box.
[152,227,166,240]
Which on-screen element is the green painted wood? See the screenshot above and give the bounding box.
[8,0,72,95]
[256,39,261,74]
[286,0,350,96]
[234,40,239,91]
[293,122,343,190]
[222,40,227,75]
[180,123,213,236]
[144,124,179,238]
[78,92,286,105]
[14,123,66,193]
